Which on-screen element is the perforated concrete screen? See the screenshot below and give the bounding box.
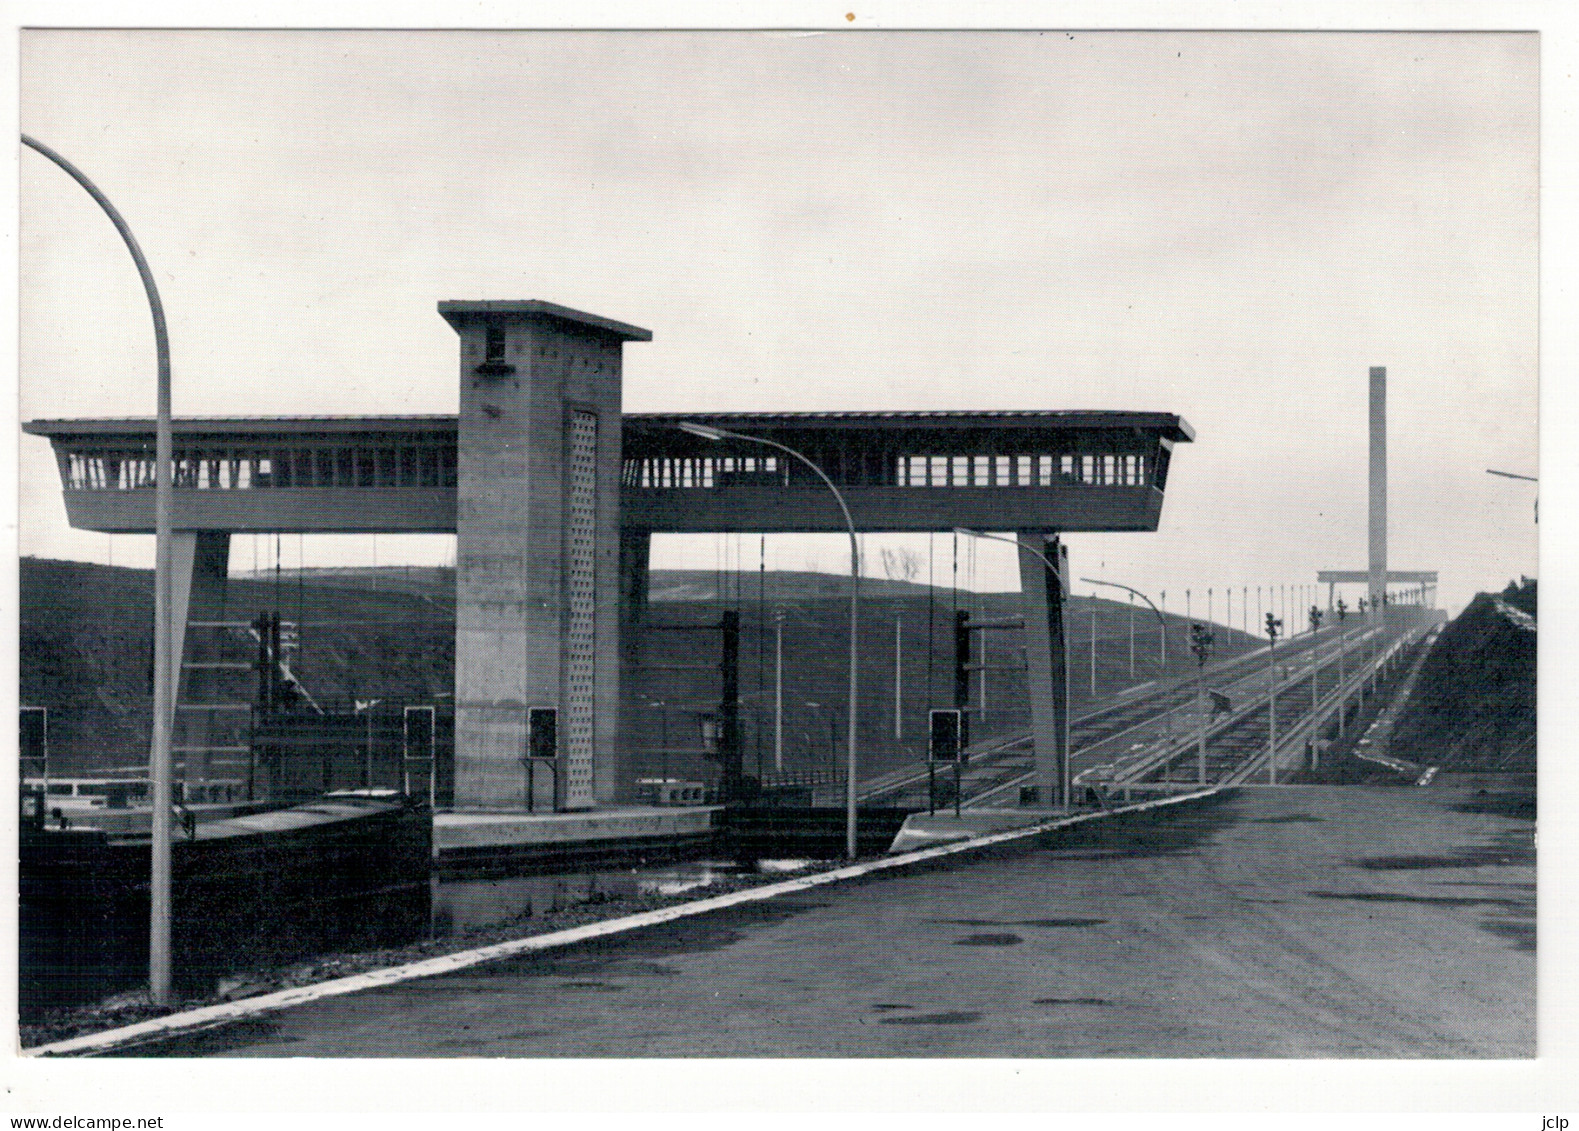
[564,409,599,807]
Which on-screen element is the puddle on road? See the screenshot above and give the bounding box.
[937,917,1105,929]
[1355,830,1535,872]
[1307,890,1526,909]
[1433,880,1535,890]
[1248,813,1325,824]
[879,1010,982,1026]
[532,958,680,980]
[955,933,1022,947]
[1454,790,1536,820]
[1021,917,1106,928]
[1480,913,1536,952]
[1356,873,1541,955]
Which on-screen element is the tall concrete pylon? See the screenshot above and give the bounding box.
[440,300,652,812]
[1368,366,1386,610]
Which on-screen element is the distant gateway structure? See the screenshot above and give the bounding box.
[26,300,1194,813]
[1317,571,1438,608]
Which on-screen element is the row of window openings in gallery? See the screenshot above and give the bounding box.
[622,451,1155,490]
[61,446,460,491]
[65,445,1158,493]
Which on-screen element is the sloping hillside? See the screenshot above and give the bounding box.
[18,559,156,772]
[20,557,1259,779]
[1388,580,1536,771]
[19,560,455,775]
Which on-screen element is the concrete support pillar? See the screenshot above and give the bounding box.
[166,532,199,782]
[1017,530,1069,808]
[443,302,649,812]
[170,532,242,795]
[617,527,652,801]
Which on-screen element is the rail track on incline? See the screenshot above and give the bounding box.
[857,622,1379,809]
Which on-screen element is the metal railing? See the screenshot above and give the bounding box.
[1227,622,1433,785]
[1088,622,1397,789]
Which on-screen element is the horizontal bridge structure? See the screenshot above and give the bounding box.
[26,409,1191,536]
[26,299,1193,814]
[1316,569,1438,608]
[1316,570,1437,583]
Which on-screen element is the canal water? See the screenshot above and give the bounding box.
[430,858,816,940]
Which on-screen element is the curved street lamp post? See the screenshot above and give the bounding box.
[678,423,860,859]
[1080,577,1181,769]
[23,134,177,1005]
[1486,468,1537,523]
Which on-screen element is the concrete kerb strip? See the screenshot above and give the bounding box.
[27,788,1219,1058]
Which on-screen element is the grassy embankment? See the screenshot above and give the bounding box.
[20,557,1260,783]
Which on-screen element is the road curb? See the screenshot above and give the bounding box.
[26,788,1219,1058]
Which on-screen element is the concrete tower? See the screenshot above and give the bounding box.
[1368,366,1387,610]
[440,301,651,812]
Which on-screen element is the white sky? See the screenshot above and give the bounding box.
[15,29,1539,614]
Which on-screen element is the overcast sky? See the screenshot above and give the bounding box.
[16,29,1538,615]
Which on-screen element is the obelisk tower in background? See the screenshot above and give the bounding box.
[1368,366,1387,610]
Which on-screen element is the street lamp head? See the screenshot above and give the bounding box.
[676,422,728,442]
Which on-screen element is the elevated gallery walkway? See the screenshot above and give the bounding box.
[25,409,1191,535]
[26,408,1193,808]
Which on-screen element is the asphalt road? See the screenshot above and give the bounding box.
[126,776,1534,1058]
